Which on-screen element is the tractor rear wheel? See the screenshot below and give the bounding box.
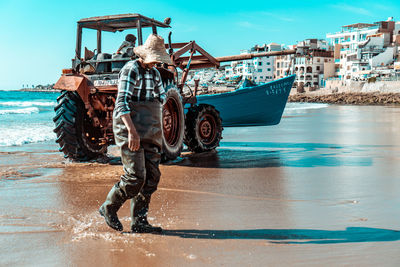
[53,91,107,161]
[184,104,223,153]
[161,86,185,161]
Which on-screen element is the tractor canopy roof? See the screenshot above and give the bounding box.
[78,13,171,32]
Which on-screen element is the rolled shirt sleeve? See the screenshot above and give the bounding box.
[114,62,138,117]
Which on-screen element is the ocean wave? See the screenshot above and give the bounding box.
[0,124,55,146]
[284,103,329,112]
[0,101,56,107]
[0,107,40,115]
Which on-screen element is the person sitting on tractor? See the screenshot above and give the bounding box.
[99,34,172,233]
[116,34,136,57]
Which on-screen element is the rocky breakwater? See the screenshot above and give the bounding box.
[289,92,400,105]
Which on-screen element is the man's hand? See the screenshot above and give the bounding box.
[128,128,140,151]
[120,113,140,151]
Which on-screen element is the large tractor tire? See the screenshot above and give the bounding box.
[184,104,223,153]
[53,91,107,161]
[161,86,185,161]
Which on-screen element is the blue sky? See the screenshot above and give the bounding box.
[1,0,399,90]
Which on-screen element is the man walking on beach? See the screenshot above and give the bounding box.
[99,34,171,233]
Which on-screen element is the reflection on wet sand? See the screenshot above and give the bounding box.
[169,141,374,168]
[163,227,400,244]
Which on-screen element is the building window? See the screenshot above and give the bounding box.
[316,66,320,71]
[267,62,270,65]
[260,76,263,79]
[258,62,262,66]
[267,68,271,71]
[277,63,280,68]
[258,69,262,72]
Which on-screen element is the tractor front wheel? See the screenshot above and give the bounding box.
[53,91,107,161]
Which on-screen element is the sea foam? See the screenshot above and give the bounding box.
[0,107,40,115]
[0,124,55,146]
[0,101,56,107]
[284,103,329,112]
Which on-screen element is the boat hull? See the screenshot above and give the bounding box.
[196,75,296,127]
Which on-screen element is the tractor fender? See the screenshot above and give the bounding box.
[54,74,92,106]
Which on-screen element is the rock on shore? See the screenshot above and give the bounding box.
[289,92,400,105]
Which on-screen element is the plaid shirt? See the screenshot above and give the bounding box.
[114,60,165,117]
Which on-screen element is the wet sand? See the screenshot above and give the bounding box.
[1,105,400,266]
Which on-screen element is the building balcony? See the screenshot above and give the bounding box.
[361,48,384,54]
[351,59,369,64]
[326,26,378,36]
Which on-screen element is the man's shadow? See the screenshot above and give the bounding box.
[161,227,400,244]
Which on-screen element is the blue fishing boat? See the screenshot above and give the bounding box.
[196,75,296,127]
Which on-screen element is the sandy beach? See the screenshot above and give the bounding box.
[1,104,400,266]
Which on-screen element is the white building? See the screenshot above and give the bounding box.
[293,51,334,91]
[275,39,334,91]
[326,18,399,80]
[225,43,281,84]
[274,45,296,80]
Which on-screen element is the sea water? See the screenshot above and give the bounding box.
[0,90,329,148]
[0,91,58,147]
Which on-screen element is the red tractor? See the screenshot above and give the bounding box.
[53,13,297,161]
[53,14,225,161]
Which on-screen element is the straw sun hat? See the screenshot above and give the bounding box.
[134,34,172,65]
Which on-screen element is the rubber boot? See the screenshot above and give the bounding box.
[130,194,162,233]
[99,184,126,231]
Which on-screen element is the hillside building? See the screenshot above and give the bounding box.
[225,43,281,84]
[326,18,400,81]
